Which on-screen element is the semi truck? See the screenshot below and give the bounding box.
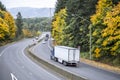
[50,46,80,66]
[44,34,49,41]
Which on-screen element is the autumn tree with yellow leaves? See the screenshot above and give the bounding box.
[4,12,16,39]
[52,0,120,66]
[0,2,16,45]
[91,0,120,65]
[102,2,120,58]
[0,17,9,40]
[90,0,113,58]
[52,8,67,45]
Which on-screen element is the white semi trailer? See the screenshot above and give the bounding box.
[50,46,80,66]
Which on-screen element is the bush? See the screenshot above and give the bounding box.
[113,58,120,66]
[81,52,90,59]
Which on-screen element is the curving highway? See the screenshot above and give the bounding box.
[32,38,120,80]
[0,32,120,80]
[0,39,63,80]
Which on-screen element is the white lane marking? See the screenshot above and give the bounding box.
[0,44,17,57]
[31,38,61,80]
[20,33,60,80]
[0,46,9,57]
[10,73,18,80]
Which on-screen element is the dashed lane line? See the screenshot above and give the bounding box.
[10,73,18,80]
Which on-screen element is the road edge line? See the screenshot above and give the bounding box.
[27,47,88,80]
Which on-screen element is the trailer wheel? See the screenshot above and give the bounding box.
[54,57,58,62]
[63,61,67,66]
[74,63,78,67]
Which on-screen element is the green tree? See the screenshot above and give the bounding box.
[55,0,68,13]
[23,17,51,32]
[112,0,120,5]
[0,1,6,11]
[16,12,23,37]
[52,0,97,51]
[65,0,97,50]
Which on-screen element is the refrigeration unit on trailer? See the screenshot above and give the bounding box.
[50,46,80,66]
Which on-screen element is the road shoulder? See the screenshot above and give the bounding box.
[81,58,120,75]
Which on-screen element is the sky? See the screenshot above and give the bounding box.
[1,0,57,9]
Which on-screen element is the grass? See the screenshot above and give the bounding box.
[80,52,91,59]
[80,52,120,74]
[81,58,120,74]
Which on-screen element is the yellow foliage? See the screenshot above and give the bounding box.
[111,45,118,52]
[91,0,112,25]
[0,17,9,39]
[114,35,120,40]
[102,31,107,37]
[111,41,120,55]
[3,11,16,39]
[0,10,16,41]
[92,30,98,36]
[103,3,120,37]
[102,39,108,46]
[108,36,114,41]
[96,39,101,44]
[104,2,120,27]
[101,2,120,55]
[36,31,41,36]
[22,29,33,37]
[94,48,101,58]
[52,8,67,45]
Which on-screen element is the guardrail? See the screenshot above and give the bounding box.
[27,47,87,80]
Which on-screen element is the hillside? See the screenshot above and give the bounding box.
[7,7,55,18]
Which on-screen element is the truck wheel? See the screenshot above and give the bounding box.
[54,57,58,62]
[75,63,78,67]
[63,61,67,66]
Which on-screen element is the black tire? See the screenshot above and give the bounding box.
[74,63,78,67]
[54,57,58,62]
[63,61,67,66]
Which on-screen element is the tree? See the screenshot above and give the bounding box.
[23,17,51,32]
[52,0,97,51]
[0,1,6,11]
[102,2,120,56]
[0,10,16,43]
[16,12,23,37]
[22,29,33,38]
[112,0,120,5]
[0,17,9,40]
[52,8,67,45]
[65,0,97,50]
[55,0,68,13]
[0,1,16,45]
[4,12,16,39]
[90,0,113,58]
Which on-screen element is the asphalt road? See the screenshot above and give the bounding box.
[0,39,63,80]
[32,39,120,80]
